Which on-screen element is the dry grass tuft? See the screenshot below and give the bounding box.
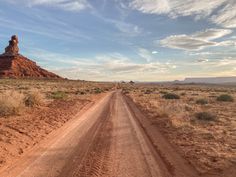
[0,91,25,116]
[196,98,208,105]
[24,91,45,107]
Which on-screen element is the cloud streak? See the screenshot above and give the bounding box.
[129,0,236,28]
[8,0,91,12]
[160,28,233,50]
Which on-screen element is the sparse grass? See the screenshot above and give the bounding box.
[159,90,168,94]
[126,83,236,173]
[162,93,180,99]
[194,112,217,121]
[196,98,208,105]
[216,94,234,102]
[94,88,103,94]
[24,91,44,107]
[0,91,25,116]
[50,91,67,99]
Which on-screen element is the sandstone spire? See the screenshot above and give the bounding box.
[0,35,61,78]
[3,35,19,56]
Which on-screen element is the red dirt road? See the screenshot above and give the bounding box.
[0,91,200,177]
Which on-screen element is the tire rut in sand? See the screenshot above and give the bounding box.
[55,93,115,177]
[76,100,114,177]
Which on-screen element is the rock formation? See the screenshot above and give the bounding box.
[3,35,19,56]
[0,35,61,79]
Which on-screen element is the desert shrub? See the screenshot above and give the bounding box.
[196,98,208,105]
[94,88,102,94]
[162,93,180,99]
[0,91,25,116]
[144,89,152,94]
[122,89,129,94]
[76,90,86,95]
[195,112,217,121]
[24,91,44,107]
[50,91,67,99]
[216,94,234,102]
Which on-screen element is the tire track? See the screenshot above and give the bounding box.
[57,93,116,177]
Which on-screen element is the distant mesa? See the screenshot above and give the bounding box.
[183,77,236,84]
[0,35,61,79]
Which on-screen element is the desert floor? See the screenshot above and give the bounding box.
[0,80,235,177]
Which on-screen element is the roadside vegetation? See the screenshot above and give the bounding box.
[123,84,236,174]
[216,94,234,102]
[162,93,180,99]
[0,79,114,170]
[0,79,114,117]
[0,91,24,116]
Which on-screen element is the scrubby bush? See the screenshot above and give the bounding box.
[196,98,208,105]
[0,91,24,116]
[122,89,129,94]
[195,112,217,121]
[76,90,86,95]
[94,88,102,94]
[24,91,44,107]
[50,91,67,99]
[162,93,180,99]
[144,89,152,94]
[216,94,234,102]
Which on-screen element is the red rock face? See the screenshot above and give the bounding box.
[0,55,61,79]
[0,35,62,79]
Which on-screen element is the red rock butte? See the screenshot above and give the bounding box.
[0,35,61,79]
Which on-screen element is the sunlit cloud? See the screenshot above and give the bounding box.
[159,28,233,51]
[129,0,236,28]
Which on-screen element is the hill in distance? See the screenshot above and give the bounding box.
[0,35,61,79]
[182,76,236,84]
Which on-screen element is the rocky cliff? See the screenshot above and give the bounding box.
[0,35,61,79]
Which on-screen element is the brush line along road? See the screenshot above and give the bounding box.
[0,91,199,177]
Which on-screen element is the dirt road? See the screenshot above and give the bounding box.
[0,91,199,177]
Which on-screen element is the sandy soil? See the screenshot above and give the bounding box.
[0,90,202,177]
[0,93,105,172]
[0,89,234,177]
[125,84,236,177]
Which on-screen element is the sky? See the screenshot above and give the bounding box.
[0,0,236,81]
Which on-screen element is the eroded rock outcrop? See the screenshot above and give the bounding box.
[3,35,19,56]
[0,35,61,79]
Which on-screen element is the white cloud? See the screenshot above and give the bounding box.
[160,28,233,51]
[130,0,170,14]
[152,51,158,54]
[129,0,236,28]
[211,2,236,28]
[25,48,176,81]
[138,48,153,62]
[196,58,209,63]
[8,0,90,12]
[160,34,217,50]
[193,28,232,40]
[188,52,213,56]
[113,21,142,36]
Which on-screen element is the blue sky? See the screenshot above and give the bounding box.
[0,0,236,81]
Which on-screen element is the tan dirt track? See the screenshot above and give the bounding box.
[0,90,215,177]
